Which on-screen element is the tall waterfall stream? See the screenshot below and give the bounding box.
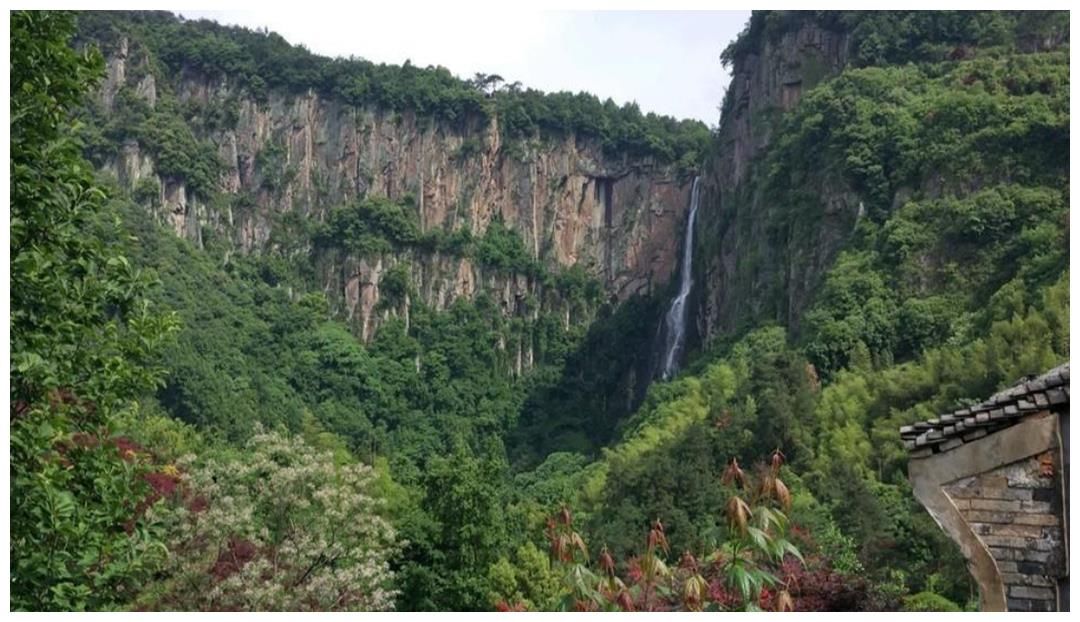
[659,176,701,380]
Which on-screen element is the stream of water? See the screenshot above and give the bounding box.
[659,176,701,381]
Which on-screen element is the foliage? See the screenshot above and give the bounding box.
[902,591,963,612]
[515,454,808,612]
[475,215,541,276]
[487,542,563,611]
[85,86,223,197]
[580,327,815,556]
[19,9,1070,613]
[415,442,511,610]
[132,176,161,205]
[110,195,629,609]
[139,428,399,611]
[316,196,422,256]
[314,195,586,286]
[75,10,710,165]
[9,11,178,610]
[574,263,1066,606]
[721,11,1068,72]
[378,263,413,308]
[510,294,665,466]
[716,10,1070,388]
[712,14,1067,383]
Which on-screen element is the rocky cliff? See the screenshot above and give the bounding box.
[692,9,1069,371]
[95,34,695,345]
[693,17,853,346]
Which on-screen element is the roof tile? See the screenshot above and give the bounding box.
[900,363,1068,455]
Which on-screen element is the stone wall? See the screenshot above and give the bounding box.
[943,451,1066,611]
[908,411,1068,611]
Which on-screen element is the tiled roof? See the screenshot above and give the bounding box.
[900,363,1069,456]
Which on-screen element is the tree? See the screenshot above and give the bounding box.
[10,10,177,610]
[420,442,511,610]
[470,72,505,96]
[139,429,400,611]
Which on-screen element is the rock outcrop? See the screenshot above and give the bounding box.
[100,41,694,346]
[694,18,854,344]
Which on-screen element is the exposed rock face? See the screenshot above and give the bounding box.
[102,43,693,346]
[694,21,853,344]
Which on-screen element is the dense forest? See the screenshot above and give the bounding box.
[9,9,1069,612]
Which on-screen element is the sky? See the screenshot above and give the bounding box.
[177,9,751,127]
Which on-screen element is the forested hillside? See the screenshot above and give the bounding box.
[679,8,1069,609]
[9,9,1069,612]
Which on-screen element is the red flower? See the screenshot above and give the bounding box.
[708,580,739,609]
[626,557,644,584]
[144,471,179,497]
[495,600,527,611]
[112,436,147,461]
[759,586,774,609]
[187,494,209,513]
[212,538,259,581]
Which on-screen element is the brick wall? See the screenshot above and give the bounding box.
[943,452,1066,611]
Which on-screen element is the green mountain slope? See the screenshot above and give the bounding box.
[574,9,1069,609]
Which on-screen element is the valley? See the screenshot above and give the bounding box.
[9,9,1070,612]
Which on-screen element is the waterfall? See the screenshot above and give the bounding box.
[659,176,701,381]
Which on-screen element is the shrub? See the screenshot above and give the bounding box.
[378,263,412,308]
[318,197,421,256]
[901,591,963,612]
[476,216,538,275]
[132,176,161,205]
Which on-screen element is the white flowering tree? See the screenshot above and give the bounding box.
[143,429,399,611]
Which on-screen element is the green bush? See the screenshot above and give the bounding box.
[476,216,539,275]
[901,591,963,612]
[379,263,412,307]
[132,176,161,205]
[318,197,421,256]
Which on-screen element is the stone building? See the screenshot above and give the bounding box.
[901,363,1069,612]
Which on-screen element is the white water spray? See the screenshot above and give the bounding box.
[660,176,701,380]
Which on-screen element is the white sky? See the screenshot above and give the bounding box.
[176,9,751,127]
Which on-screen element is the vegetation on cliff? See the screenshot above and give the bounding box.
[75,10,710,167]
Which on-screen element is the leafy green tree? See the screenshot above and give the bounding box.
[10,10,177,610]
[419,441,512,610]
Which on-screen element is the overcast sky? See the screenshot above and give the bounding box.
[177,9,751,126]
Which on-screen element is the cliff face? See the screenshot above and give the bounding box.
[694,21,853,344]
[99,38,693,344]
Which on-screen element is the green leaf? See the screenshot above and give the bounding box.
[747,526,769,552]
